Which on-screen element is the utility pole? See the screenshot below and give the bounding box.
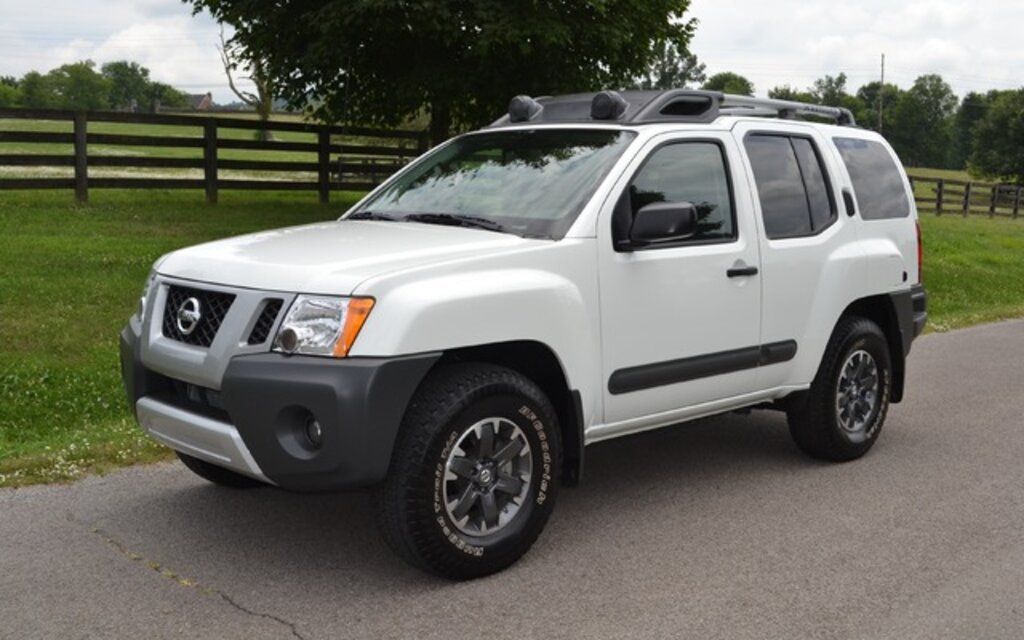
[878,53,886,132]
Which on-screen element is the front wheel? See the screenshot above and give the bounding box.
[787,316,892,462]
[374,363,561,580]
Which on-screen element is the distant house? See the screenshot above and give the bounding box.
[187,92,214,111]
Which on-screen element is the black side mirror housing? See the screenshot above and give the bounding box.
[627,201,698,249]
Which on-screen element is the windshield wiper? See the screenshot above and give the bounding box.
[404,213,506,233]
[347,211,399,221]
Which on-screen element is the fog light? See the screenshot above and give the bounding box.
[305,418,323,448]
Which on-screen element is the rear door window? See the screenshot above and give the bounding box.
[832,137,910,220]
[744,134,836,239]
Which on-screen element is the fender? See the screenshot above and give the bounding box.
[350,262,602,427]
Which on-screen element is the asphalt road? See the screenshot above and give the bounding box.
[3,320,1024,640]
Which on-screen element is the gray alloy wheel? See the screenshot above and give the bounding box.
[835,349,880,443]
[443,417,533,537]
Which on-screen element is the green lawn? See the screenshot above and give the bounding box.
[0,190,362,487]
[1,188,1023,488]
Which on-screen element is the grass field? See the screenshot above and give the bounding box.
[0,190,361,487]
[2,174,1024,488]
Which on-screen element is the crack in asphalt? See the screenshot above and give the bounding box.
[88,524,309,640]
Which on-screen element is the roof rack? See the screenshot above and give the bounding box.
[490,90,857,128]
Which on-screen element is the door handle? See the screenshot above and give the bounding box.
[727,266,759,278]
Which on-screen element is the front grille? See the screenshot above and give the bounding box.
[162,285,236,347]
[247,299,283,345]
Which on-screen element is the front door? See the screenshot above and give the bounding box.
[597,132,763,426]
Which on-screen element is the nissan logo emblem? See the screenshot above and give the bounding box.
[176,297,202,336]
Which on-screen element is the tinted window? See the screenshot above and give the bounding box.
[833,137,910,220]
[745,135,812,237]
[745,134,835,239]
[792,138,836,230]
[617,142,735,245]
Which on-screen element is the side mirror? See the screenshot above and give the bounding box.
[627,201,698,248]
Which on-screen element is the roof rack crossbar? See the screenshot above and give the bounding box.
[718,94,856,126]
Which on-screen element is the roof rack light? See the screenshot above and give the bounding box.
[508,95,543,123]
[591,91,629,120]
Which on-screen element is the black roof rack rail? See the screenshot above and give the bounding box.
[489,90,857,128]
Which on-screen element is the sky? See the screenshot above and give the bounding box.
[0,0,1022,104]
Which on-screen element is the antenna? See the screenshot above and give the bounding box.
[878,53,885,132]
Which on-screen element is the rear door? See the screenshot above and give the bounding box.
[733,122,861,390]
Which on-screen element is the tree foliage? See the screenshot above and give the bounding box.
[45,61,111,110]
[889,74,957,167]
[184,0,696,143]
[10,60,188,112]
[101,61,151,110]
[702,72,754,96]
[627,41,705,91]
[969,89,1024,184]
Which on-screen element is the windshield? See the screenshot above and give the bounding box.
[349,128,637,239]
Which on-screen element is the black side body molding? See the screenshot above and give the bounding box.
[608,340,798,395]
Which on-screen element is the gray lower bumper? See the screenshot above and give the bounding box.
[136,396,271,484]
[121,324,441,491]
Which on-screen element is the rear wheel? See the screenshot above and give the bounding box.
[176,451,265,489]
[787,316,892,462]
[374,363,561,580]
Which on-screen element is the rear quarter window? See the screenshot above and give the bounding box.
[832,137,910,220]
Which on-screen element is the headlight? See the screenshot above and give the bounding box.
[137,270,157,320]
[273,295,375,357]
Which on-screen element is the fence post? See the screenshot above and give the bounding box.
[962,181,972,217]
[989,184,998,217]
[417,133,430,156]
[203,119,218,204]
[935,179,944,215]
[318,127,330,205]
[73,112,88,203]
[1014,186,1022,219]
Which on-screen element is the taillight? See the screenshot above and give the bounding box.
[916,221,923,283]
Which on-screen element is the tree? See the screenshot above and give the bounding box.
[627,40,705,90]
[950,90,998,170]
[855,81,903,134]
[18,71,58,108]
[101,61,151,111]
[218,28,276,140]
[969,89,1024,184]
[889,74,957,167]
[186,0,697,143]
[0,77,20,107]
[702,72,754,96]
[811,73,849,106]
[147,82,189,111]
[45,61,111,110]
[768,85,815,103]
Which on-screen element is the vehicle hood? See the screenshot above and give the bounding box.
[156,220,541,294]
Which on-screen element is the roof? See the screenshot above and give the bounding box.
[488,90,857,129]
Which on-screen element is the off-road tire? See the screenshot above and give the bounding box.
[374,363,562,580]
[787,316,892,462]
[176,451,265,489]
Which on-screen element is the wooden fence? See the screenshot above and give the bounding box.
[910,176,1024,218]
[0,108,430,203]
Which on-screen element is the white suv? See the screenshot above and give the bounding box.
[120,90,927,579]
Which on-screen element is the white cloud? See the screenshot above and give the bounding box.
[690,0,1024,98]
[1,0,1022,106]
[0,1,249,102]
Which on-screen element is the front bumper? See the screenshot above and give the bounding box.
[120,325,440,490]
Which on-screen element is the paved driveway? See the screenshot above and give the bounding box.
[3,320,1023,639]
